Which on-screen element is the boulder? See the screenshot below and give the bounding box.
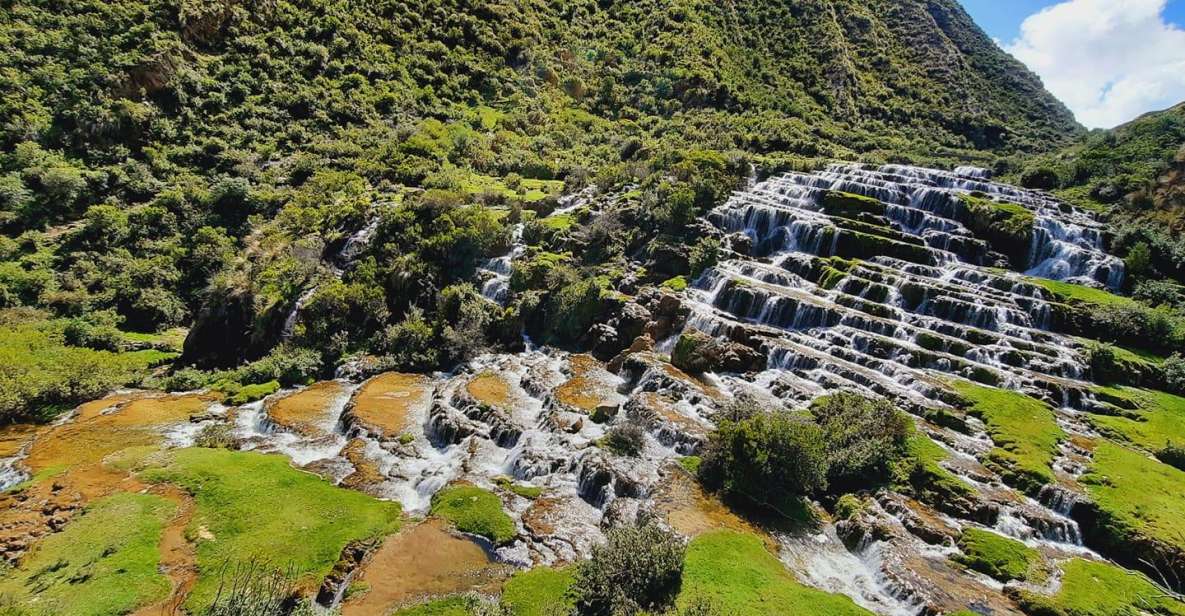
[671,330,766,374]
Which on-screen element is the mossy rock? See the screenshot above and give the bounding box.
[960,194,1034,269]
[952,528,1042,582]
[822,190,887,218]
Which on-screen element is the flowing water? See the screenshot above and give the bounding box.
[3,165,1137,614]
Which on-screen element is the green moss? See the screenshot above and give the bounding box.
[678,455,703,475]
[662,276,690,292]
[1082,442,1185,554]
[961,194,1035,267]
[949,380,1064,492]
[501,566,576,616]
[1016,558,1185,616]
[896,429,975,499]
[1087,387,1185,454]
[430,484,517,546]
[952,528,1041,582]
[821,190,886,218]
[391,595,473,616]
[221,379,280,405]
[678,530,872,615]
[834,229,934,265]
[0,492,174,616]
[139,448,401,611]
[1030,277,1138,309]
[496,476,543,499]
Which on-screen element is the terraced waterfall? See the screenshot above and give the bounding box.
[0,164,1168,614]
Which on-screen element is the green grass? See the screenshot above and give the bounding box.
[895,429,975,500]
[139,448,401,610]
[501,566,576,616]
[1029,277,1138,308]
[678,455,703,475]
[1087,387,1185,453]
[219,379,280,405]
[1017,558,1185,616]
[392,595,473,616]
[457,173,564,203]
[496,476,544,500]
[952,528,1041,582]
[430,484,517,546]
[662,276,690,292]
[537,212,577,231]
[0,312,178,422]
[1082,441,1185,554]
[678,530,872,615]
[0,492,174,616]
[120,327,188,351]
[949,380,1064,492]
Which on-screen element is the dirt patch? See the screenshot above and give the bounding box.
[348,373,432,438]
[266,381,347,437]
[554,355,617,413]
[0,423,38,458]
[130,485,197,616]
[340,439,385,494]
[466,372,513,410]
[25,393,217,473]
[652,465,761,540]
[340,518,511,616]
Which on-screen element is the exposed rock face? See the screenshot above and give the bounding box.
[670,329,766,375]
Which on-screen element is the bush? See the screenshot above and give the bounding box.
[604,422,646,457]
[238,347,323,387]
[698,407,828,510]
[1157,442,1185,472]
[811,392,910,492]
[195,423,236,449]
[1020,166,1060,190]
[570,517,686,616]
[1164,354,1185,395]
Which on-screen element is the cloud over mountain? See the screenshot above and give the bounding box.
[1006,0,1185,128]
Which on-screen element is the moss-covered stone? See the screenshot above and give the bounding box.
[822,190,887,219]
[960,193,1035,269]
[952,528,1042,582]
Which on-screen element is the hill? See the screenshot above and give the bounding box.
[0,0,1081,377]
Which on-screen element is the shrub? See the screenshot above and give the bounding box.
[195,423,237,449]
[811,392,910,492]
[570,517,686,616]
[604,422,646,457]
[1164,354,1185,395]
[1020,166,1060,190]
[202,560,302,616]
[1158,442,1185,472]
[238,347,323,387]
[698,408,828,510]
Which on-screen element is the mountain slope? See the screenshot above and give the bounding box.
[0,0,1080,390]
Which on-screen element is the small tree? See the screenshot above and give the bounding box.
[811,392,910,493]
[698,408,828,511]
[570,517,686,616]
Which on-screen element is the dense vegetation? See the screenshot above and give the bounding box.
[0,0,1084,420]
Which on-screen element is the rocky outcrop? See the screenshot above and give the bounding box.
[670,329,766,375]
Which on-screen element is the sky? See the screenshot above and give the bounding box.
[959,0,1185,129]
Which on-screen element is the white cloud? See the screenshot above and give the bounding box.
[1005,0,1185,128]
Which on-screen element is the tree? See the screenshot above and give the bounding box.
[570,517,685,616]
[698,406,828,510]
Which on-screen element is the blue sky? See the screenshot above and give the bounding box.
[961,0,1185,42]
[958,0,1185,128]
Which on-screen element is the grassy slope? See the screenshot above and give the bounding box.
[501,567,576,616]
[678,530,871,615]
[0,492,174,616]
[139,448,402,610]
[1088,387,1185,452]
[953,528,1040,582]
[430,484,517,546]
[1082,442,1185,552]
[1018,558,1185,616]
[1029,278,1138,308]
[0,312,177,421]
[950,380,1064,491]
